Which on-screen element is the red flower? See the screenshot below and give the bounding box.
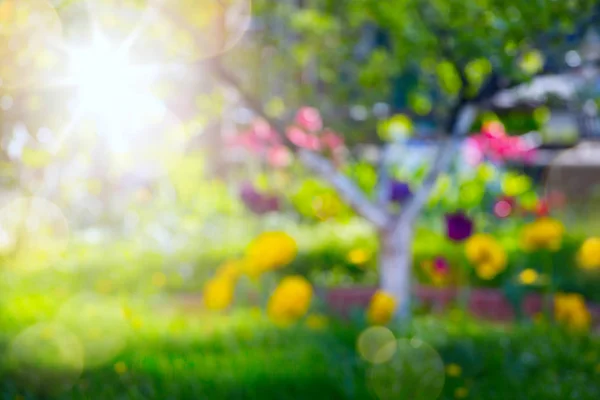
[535,199,550,217]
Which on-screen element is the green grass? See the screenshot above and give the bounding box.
[1,293,599,400]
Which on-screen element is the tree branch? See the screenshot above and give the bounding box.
[394,104,478,233]
[299,150,389,229]
[214,60,390,229]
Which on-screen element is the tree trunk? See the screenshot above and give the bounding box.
[379,221,414,320]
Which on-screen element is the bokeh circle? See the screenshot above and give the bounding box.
[357,326,397,364]
[7,322,84,395]
[367,338,445,400]
[56,293,130,368]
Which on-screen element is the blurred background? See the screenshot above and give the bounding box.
[1,0,600,399]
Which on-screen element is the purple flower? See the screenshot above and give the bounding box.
[433,256,449,275]
[445,212,474,242]
[240,182,262,203]
[239,183,280,215]
[389,180,412,203]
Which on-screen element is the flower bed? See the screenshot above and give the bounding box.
[322,285,600,325]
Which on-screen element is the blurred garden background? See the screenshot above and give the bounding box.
[2,0,600,399]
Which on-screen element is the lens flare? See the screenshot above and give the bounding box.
[145,0,252,63]
[357,326,397,364]
[56,293,130,368]
[0,196,69,269]
[367,338,445,400]
[0,0,62,88]
[7,323,84,395]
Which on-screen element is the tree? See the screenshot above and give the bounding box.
[213,0,599,318]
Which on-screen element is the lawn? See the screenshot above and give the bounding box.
[1,294,599,400]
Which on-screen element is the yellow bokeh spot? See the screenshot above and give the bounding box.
[305,314,328,330]
[245,232,298,274]
[502,173,532,197]
[367,290,397,325]
[578,237,600,270]
[455,387,470,399]
[465,234,507,280]
[347,248,371,265]
[518,269,539,285]
[114,361,127,375]
[357,326,397,364]
[152,272,167,288]
[378,114,413,141]
[520,50,544,75]
[268,276,312,325]
[520,218,564,252]
[554,293,591,332]
[446,363,462,377]
[203,278,234,311]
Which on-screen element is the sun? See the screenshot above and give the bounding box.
[68,37,139,119]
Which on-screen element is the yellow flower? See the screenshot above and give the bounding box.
[203,278,234,311]
[446,363,462,377]
[347,248,371,265]
[554,293,591,332]
[465,234,507,280]
[246,232,298,274]
[216,260,242,282]
[267,276,312,325]
[578,237,600,270]
[367,290,397,325]
[241,258,264,279]
[305,313,329,330]
[455,387,469,398]
[520,218,564,252]
[519,268,539,285]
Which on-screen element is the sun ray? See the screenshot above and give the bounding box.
[49,106,85,155]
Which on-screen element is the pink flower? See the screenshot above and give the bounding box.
[227,130,263,153]
[286,126,321,150]
[251,120,280,145]
[433,257,450,275]
[267,146,293,168]
[481,121,506,139]
[321,130,344,151]
[493,196,515,218]
[295,107,323,132]
[463,136,485,166]
[464,121,537,165]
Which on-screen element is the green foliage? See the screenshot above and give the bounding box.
[248,0,595,138]
[290,178,354,222]
[0,300,598,400]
